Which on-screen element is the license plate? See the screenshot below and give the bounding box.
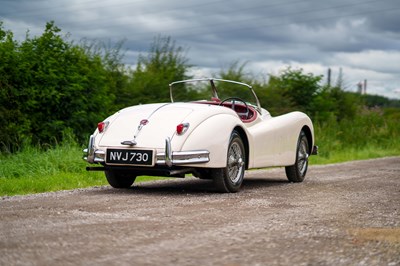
[106,149,154,166]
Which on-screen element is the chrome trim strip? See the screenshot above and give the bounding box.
[123,103,173,146]
[157,150,210,165]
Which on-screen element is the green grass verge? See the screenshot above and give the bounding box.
[0,171,161,197]
[310,145,400,165]
[310,108,400,164]
[2,142,398,197]
[0,143,163,197]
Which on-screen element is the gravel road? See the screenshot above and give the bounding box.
[1,157,399,266]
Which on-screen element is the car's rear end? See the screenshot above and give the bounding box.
[83,102,241,177]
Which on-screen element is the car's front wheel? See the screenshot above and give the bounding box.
[285,130,309,182]
[213,131,246,193]
[105,170,136,188]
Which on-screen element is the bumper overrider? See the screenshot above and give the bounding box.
[83,135,210,167]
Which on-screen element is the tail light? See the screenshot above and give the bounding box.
[97,121,109,133]
[176,123,190,135]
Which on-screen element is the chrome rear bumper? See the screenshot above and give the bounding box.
[83,136,210,166]
[83,135,103,163]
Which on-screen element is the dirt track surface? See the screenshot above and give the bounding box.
[1,157,399,266]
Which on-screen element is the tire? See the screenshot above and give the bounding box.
[194,169,213,180]
[105,170,136,188]
[213,131,246,193]
[285,130,309,182]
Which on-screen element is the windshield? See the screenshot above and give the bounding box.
[169,78,261,111]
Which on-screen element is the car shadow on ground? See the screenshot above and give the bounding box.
[92,176,290,196]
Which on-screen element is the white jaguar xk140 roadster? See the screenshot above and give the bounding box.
[83,78,318,192]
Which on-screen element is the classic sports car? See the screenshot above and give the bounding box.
[83,78,318,193]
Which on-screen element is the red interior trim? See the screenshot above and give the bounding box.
[193,101,257,123]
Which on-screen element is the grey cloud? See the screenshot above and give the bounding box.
[1,0,399,98]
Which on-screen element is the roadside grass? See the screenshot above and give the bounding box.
[310,108,400,164]
[0,141,162,196]
[1,109,399,197]
[0,172,105,196]
[309,145,400,165]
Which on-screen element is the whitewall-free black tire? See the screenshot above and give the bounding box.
[105,170,136,188]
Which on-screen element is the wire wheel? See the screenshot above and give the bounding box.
[297,136,309,177]
[285,130,309,182]
[213,131,246,193]
[227,141,245,184]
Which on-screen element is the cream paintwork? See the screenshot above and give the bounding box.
[176,112,244,167]
[248,111,314,168]
[90,101,314,169]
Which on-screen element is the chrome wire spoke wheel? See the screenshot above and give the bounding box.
[297,138,309,176]
[285,130,309,183]
[212,131,246,193]
[227,142,244,184]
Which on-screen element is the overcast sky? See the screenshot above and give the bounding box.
[1,0,400,98]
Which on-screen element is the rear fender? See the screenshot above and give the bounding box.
[176,113,245,168]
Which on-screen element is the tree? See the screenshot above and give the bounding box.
[0,21,120,151]
[260,68,322,115]
[81,39,129,112]
[124,36,192,106]
[273,68,322,112]
[0,22,31,150]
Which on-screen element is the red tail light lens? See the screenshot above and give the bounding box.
[97,121,108,133]
[176,123,189,135]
